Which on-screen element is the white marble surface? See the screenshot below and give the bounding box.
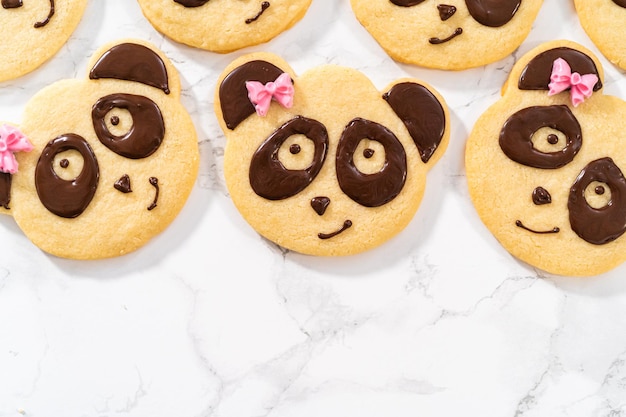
[2,1,626,416]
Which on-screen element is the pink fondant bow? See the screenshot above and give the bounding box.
[245,72,294,117]
[548,58,598,107]
[0,124,33,174]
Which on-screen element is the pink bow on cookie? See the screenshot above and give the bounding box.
[0,124,33,174]
[246,73,294,116]
[548,58,598,107]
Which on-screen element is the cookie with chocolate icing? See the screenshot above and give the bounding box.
[0,39,199,259]
[466,40,626,276]
[0,0,87,82]
[215,52,450,256]
[575,0,626,70]
[350,0,543,70]
[136,0,311,53]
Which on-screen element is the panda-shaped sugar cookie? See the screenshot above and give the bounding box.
[575,0,626,70]
[136,0,311,53]
[350,0,543,70]
[0,39,199,259]
[0,0,87,82]
[466,40,626,276]
[215,52,450,256]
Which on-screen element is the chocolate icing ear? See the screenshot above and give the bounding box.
[465,0,521,27]
[383,82,446,163]
[89,43,170,94]
[219,60,285,130]
[518,47,603,91]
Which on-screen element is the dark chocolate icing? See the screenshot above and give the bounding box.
[569,158,626,245]
[612,0,626,8]
[465,0,521,27]
[532,186,552,205]
[437,4,457,20]
[148,177,159,211]
[519,47,602,92]
[246,1,270,24]
[114,174,132,193]
[516,220,559,234]
[89,43,170,94]
[336,118,407,207]
[2,0,22,8]
[3,0,54,28]
[499,105,582,169]
[174,0,209,6]
[383,82,446,163]
[92,93,165,159]
[250,116,328,200]
[311,196,330,216]
[35,134,99,218]
[0,172,11,209]
[429,28,463,45]
[390,0,426,6]
[318,220,352,240]
[219,60,285,130]
[34,0,54,28]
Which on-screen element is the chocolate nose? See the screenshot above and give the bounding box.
[311,196,330,216]
[437,4,457,21]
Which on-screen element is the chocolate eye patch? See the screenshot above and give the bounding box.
[465,0,521,27]
[390,0,426,5]
[174,0,209,6]
[337,118,407,207]
[569,158,626,245]
[35,134,99,218]
[92,93,165,159]
[250,116,329,200]
[250,116,408,208]
[499,105,583,169]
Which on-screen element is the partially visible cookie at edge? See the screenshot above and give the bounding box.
[575,0,626,70]
[0,0,87,82]
[350,0,543,70]
[136,0,312,53]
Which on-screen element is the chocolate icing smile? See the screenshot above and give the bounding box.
[2,0,55,28]
[515,220,560,235]
[318,220,353,240]
[429,28,463,45]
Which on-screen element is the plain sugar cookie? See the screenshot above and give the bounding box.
[575,0,626,70]
[0,39,199,259]
[0,0,87,82]
[136,0,312,53]
[466,40,626,276]
[350,0,543,70]
[215,52,450,256]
